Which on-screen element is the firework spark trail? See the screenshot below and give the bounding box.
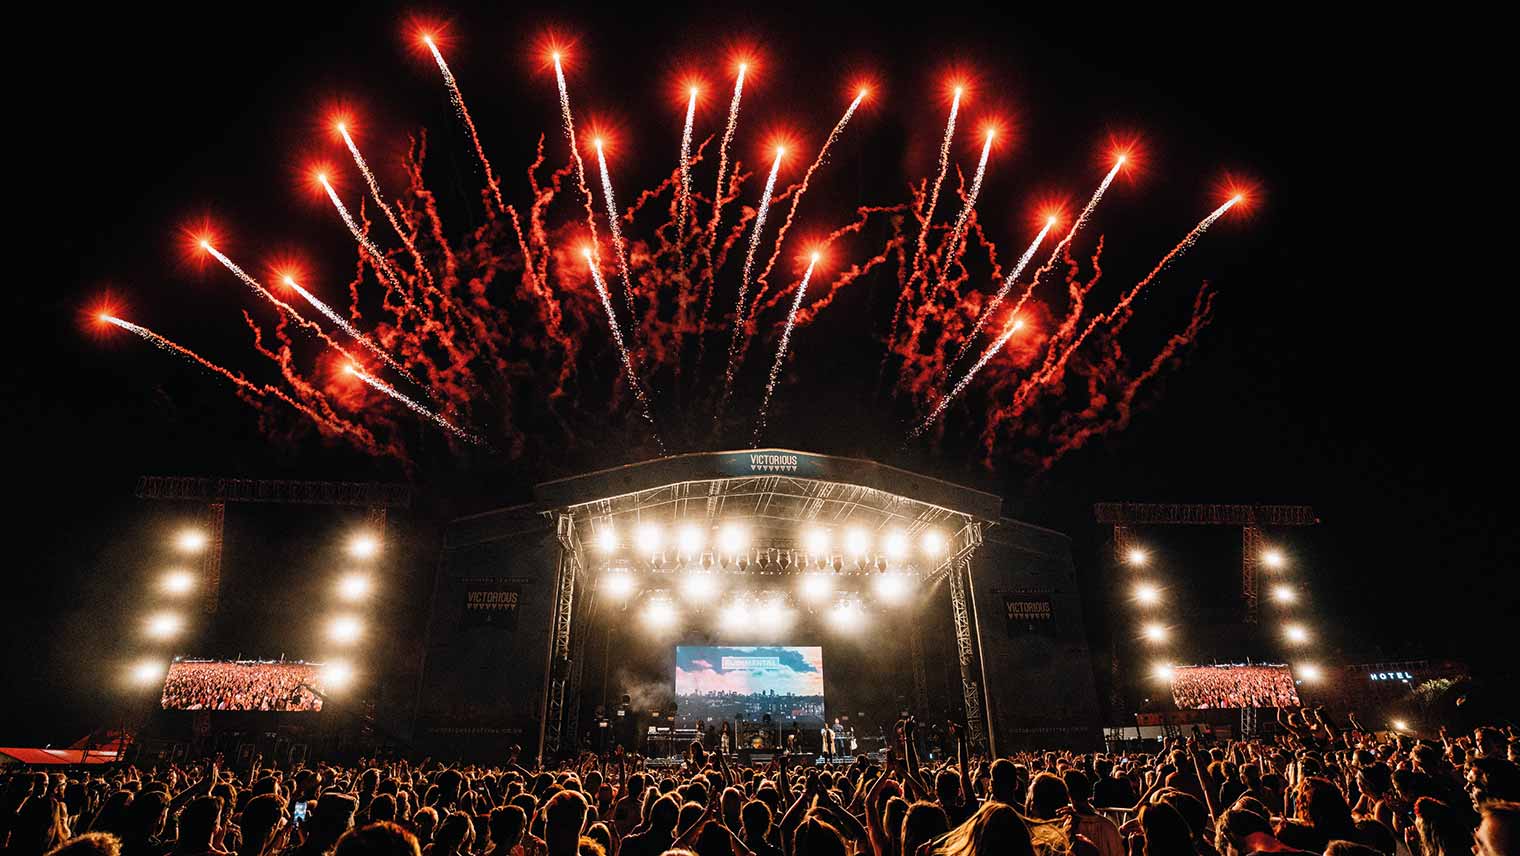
[337,124,438,291]
[101,315,361,439]
[593,139,638,327]
[951,159,1124,368]
[581,250,665,451]
[706,64,748,255]
[318,176,414,306]
[908,316,1025,439]
[424,36,504,209]
[201,243,358,356]
[677,86,699,254]
[717,147,786,418]
[926,130,994,303]
[906,90,962,293]
[751,90,866,311]
[753,252,820,443]
[346,363,481,444]
[554,54,605,272]
[946,219,1053,370]
[281,274,423,387]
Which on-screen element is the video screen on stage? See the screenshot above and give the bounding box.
[160,659,326,711]
[1170,664,1299,709]
[675,646,825,726]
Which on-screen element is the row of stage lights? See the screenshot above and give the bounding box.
[629,590,879,635]
[128,527,381,693]
[603,566,915,605]
[1122,545,1323,686]
[590,521,950,568]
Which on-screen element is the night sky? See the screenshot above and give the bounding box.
[4,3,1513,744]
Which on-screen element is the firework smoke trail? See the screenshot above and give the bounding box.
[346,364,481,445]
[951,158,1124,368]
[423,36,503,208]
[593,138,638,326]
[281,275,422,387]
[753,252,820,443]
[717,146,786,419]
[677,86,699,252]
[751,89,866,310]
[337,123,432,284]
[583,250,666,452]
[318,176,409,298]
[908,317,1025,439]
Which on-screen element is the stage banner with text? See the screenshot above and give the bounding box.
[462,578,523,629]
[719,450,829,477]
[1004,592,1054,636]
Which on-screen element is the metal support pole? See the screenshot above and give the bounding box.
[1241,526,1263,624]
[202,502,225,615]
[949,561,988,755]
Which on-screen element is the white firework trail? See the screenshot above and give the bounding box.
[593,138,638,326]
[281,275,423,388]
[909,317,1024,439]
[753,252,820,443]
[336,124,431,284]
[582,250,665,453]
[949,218,1054,368]
[719,146,786,413]
[952,158,1125,368]
[318,176,409,297]
[706,64,747,255]
[346,364,482,445]
[677,86,699,249]
[554,54,601,260]
[926,129,996,301]
[911,88,962,285]
[423,36,504,208]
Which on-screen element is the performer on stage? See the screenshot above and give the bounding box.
[720,720,732,755]
[820,722,835,758]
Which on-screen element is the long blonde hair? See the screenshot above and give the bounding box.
[933,802,1036,856]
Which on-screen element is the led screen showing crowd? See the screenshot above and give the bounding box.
[160,658,326,711]
[1170,664,1300,709]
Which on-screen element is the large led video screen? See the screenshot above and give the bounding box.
[161,659,326,711]
[675,646,825,726]
[1170,664,1300,709]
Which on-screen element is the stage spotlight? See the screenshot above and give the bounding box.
[145,612,184,639]
[921,529,947,558]
[883,530,909,561]
[843,526,870,556]
[347,533,381,559]
[642,598,678,629]
[175,529,208,553]
[1133,582,1161,606]
[718,522,750,555]
[720,602,750,633]
[1392,719,1409,732]
[1142,622,1167,643]
[634,522,664,555]
[1272,584,1297,604]
[800,574,833,601]
[829,601,864,631]
[676,523,704,556]
[1296,663,1323,683]
[874,573,909,603]
[320,659,355,691]
[1284,623,1310,644]
[1125,547,1148,567]
[594,526,619,555]
[603,572,634,598]
[160,569,195,595]
[681,573,716,602]
[1151,663,1174,682]
[802,526,830,557]
[131,658,166,686]
[337,573,372,601]
[328,614,363,644]
[759,596,792,631]
[1262,548,1287,569]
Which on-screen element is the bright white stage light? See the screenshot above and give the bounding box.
[882,530,909,561]
[874,574,908,603]
[1296,663,1323,683]
[1392,719,1409,732]
[676,524,704,556]
[1133,583,1161,606]
[635,523,664,555]
[802,527,830,557]
[146,612,184,639]
[843,527,870,556]
[329,614,363,644]
[1142,622,1167,643]
[1126,547,1148,567]
[1272,584,1297,604]
[921,530,947,558]
[160,569,195,595]
[1284,623,1310,644]
[681,573,716,601]
[720,602,750,633]
[176,529,208,553]
[131,658,167,686]
[759,596,792,631]
[830,601,864,631]
[321,659,356,691]
[348,533,381,559]
[643,599,678,629]
[1262,549,1287,569]
[594,526,619,555]
[800,574,833,602]
[337,573,372,601]
[604,572,634,598]
[717,522,750,555]
[1152,663,1174,681]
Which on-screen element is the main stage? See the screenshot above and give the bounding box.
[415,449,1104,760]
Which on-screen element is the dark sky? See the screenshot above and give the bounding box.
[3,3,1513,743]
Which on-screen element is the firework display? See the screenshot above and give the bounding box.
[89,20,1249,472]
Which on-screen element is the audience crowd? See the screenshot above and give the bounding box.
[3,709,1517,856]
